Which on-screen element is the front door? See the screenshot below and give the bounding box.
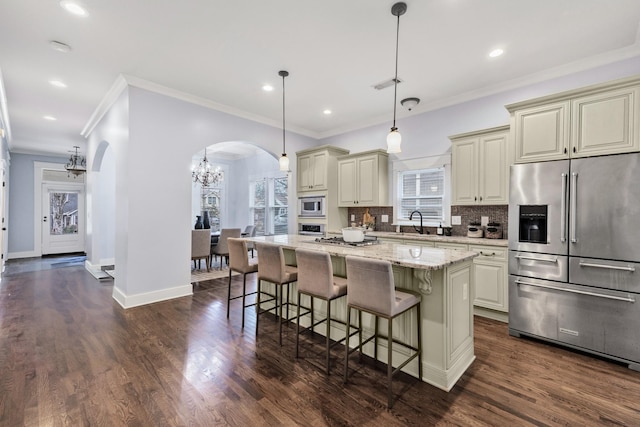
[42,183,85,255]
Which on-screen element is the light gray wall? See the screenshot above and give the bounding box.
[320,56,640,161]
[7,153,67,255]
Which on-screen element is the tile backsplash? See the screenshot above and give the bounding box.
[346,204,509,238]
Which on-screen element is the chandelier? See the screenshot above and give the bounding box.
[65,146,86,177]
[192,148,223,187]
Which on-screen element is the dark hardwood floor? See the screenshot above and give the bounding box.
[1,256,640,426]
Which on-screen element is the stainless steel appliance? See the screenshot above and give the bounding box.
[298,223,325,236]
[508,153,640,370]
[298,195,326,217]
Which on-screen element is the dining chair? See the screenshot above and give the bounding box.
[343,255,423,409]
[211,228,241,270]
[191,229,211,271]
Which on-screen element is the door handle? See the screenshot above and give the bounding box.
[515,279,635,303]
[514,254,558,263]
[579,261,635,272]
[43,216,47,222]
[560,173,567,243]
[570,172,578,243]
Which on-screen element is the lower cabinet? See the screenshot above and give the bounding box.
[468,245,508,313]
[435,242,508,316]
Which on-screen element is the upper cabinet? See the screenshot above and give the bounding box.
[337,150,389,207]
[297,146,349,193]
[508,76,640,163]
[450,125,510,205]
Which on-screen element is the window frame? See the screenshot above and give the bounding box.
[392,154,451,228]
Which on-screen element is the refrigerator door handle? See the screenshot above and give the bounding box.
[515,279,636,303]
[570,172,578,243]
[560,173,567,243]
[579,261,636,272]
[514,254,558,263]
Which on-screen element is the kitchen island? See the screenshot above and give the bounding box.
[244,234,478,391]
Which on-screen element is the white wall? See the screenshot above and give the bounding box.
[320,56,640,161]
[88,85,316,308]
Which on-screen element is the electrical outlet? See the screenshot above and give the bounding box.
[481,216,489,226]
[451,215,461,225]
[350,214,355,221]
[381,214,389,223]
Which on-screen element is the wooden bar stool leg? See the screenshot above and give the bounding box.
[325,300,331,375]
[388,315,394,409]
[255,280,261,336]
[241,273,247,329]
[344,306,351,383]
[295,292,302,358]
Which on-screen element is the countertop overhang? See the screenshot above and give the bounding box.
[243,234,478,270]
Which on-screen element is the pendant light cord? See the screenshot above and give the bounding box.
[282,73,286,154]
[392,11,400,129]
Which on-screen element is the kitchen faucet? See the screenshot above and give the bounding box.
[409,210,428,234]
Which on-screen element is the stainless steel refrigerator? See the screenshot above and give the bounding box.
[508,152,640,370]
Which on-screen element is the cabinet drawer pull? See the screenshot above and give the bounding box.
[479,251,496,256]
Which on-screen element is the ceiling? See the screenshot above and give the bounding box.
[1,0,640,158]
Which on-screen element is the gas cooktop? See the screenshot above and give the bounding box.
[314,236,380,247]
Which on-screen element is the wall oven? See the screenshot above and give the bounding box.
[298,223,325,236]
[298,196,325,218]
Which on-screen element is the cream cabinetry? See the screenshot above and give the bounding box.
[337,150,389,207]
[434,241,508,317]
[508,76,640,163]
[297,145,349,193]
[450,125,509,205]
[468,245,507,313]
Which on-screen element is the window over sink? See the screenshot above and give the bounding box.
[393,154,451,227]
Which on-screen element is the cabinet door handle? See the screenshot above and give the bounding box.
[573,146,576,153]
[564,147,567,154]
[479,196,483,201]
[474,196,477,201]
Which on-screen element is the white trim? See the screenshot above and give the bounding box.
[7,250,38,260]
[112,284,193,309]
[82,74,315,139]
[81,75,128,137]
[34,162,68,257]
[392,154,452,228]
[0,68,12,147]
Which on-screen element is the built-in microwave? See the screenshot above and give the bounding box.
[298,196,326,217]
[298,223,325,236]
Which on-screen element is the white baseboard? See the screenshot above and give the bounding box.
[112,284,193,309]
[7,250,39,260]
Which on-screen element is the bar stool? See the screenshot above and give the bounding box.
[227,238,258,329]
[295,248,355,375]
[343,255,423,409]
[254,242,300,346]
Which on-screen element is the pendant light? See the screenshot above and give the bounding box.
[278,70,290,172]
[386,2,407,154]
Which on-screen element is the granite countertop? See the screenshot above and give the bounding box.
[244,234,478,271]
[328,230,508,247]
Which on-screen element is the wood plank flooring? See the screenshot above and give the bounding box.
[1,257,640,426]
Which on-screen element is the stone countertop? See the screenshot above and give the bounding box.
[244,234,478,271]
[328,230,508,247]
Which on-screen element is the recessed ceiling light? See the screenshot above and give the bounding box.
[323,109,332,115]
[489,48,504,58]
[262,84,274,92]
[60,1,88,17]
[49,40,72,53]
[49,79,67,88]
[43,115,57,121]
